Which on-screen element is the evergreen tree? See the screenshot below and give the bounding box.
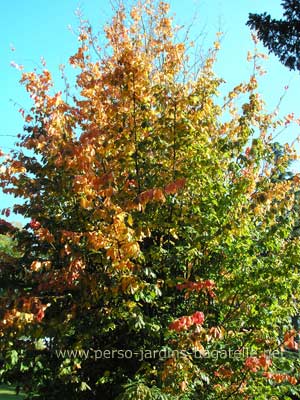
[247,0,300,71]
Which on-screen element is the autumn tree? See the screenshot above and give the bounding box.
[1,1,300,399]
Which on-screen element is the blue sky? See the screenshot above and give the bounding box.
[1,0,300,223]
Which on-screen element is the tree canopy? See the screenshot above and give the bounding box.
[1,1,300,399]
[247,0,300,71]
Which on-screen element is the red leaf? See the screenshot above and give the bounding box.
[164,178,186,195]
[0,219,15,234]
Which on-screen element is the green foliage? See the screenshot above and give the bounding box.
[0,234,20,257]
[116,380,174,400]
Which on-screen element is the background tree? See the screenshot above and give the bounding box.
[247,0,300,71]
[0,234,15,257]
[1,1,300,399]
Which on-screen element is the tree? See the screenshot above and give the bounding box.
[247,0,300,71]
[1,1,300,399]
[0,221,22,257]
[0,234,15,257]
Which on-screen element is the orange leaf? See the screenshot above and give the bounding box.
[164,178,186,195]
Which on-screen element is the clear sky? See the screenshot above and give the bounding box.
[1,0,300,223]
